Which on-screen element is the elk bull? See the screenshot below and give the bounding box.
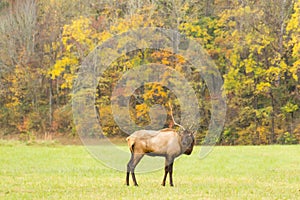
[126,127,195,186]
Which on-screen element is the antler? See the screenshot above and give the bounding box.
[168,103,185,130]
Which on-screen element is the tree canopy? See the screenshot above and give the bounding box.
[0,0,299,145]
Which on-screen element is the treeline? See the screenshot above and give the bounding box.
[0,0,299,145]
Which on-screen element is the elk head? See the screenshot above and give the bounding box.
[169,103,196,155]
[180,129,195,155]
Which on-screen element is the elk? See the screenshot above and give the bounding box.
[126,105,195,186]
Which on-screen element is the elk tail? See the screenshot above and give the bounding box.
[126,137,135,153]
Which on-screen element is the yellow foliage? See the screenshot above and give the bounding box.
[256,82,271,93]
[287,0,300,32]
[143,83,167,101]
[49,16,101,88]
[224,68,241,93]
[279,61,288,71]
[286,0,300,81]
[162,58,170,65]
[290,60,300,81]
[265,67,281,82]
[100,31,113,42]
[136,104,149,118]
[244,58,256,74]
[179,19,213,45]
[5,64,25,109]
[49,56,78,79]
[229,53,240,67]
[257,126,268,144]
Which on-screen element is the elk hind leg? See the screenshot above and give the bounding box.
[129,153,144,186]
[126,153,134,186]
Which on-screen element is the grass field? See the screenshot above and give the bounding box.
[0,141,299,199]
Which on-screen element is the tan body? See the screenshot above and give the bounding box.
[126,128,195,186]
[127,129,184,157]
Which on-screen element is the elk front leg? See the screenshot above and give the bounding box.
[169,162,174,187]
[161,165,169,186]
[162,156,174,186]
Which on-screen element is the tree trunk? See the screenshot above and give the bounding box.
[49,79,53,130]
[270,91,276,144]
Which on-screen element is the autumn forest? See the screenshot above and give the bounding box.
[0,0,300,145]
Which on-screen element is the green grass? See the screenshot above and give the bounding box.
[0,142,299,200]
